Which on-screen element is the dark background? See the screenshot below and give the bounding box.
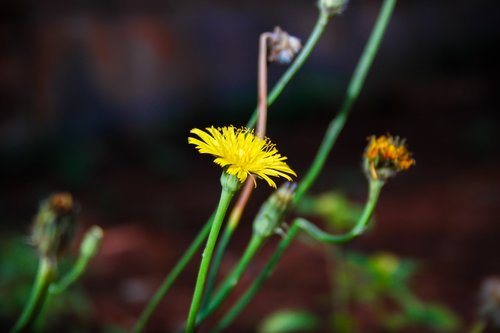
[1,0,499,332]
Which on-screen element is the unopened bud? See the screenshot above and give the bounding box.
[253,182,296,238]
[267,27,302,65]
[318,0,349,16]
[80,226,104,259]
[31,192,79,261]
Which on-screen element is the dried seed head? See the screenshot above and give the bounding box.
[267,27,302,65]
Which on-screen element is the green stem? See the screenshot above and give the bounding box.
[212,224,300,333]
[184,174,238,333]
[196,235,265,327]
[212,180,383,332]
[132,216,213,333]
[298,179,383,244]
[50,257,89,295]
[246,11,330,129]
[35,225,103,332]
[33,254,94,332]
[11,257,56,333]
[294,0,397,204]
[201,218,236,311]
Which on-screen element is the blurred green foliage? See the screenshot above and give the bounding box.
[0,235,93,332]
[258,309,320,333]
[330,251,460,332]
[287,191,460,332]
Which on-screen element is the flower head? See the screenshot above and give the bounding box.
[364,134,415,181]
[188,126,296,188]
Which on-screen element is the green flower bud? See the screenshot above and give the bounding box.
[318,0,349,16]
[80,226,104,259]
[253,182,296,238]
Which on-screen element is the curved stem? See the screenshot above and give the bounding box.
[196,235,265,327]
[11,257,55,333]
[246,11,330,129]
[298,179,383,244]
[212,179,383,332]
[294,0,397,204]
[49,258,87,295]
[185,177,237,333]
[132,215,213,333]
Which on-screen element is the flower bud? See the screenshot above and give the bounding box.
[253,182,296,238]
[31,192,79,261]
[317,0,349,16]
[80,226,104,259]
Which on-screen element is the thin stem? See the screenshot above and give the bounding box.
[11,257,55,333]
[257,32,271,138]
[132,216,213,333]
[298,180,383,244]
[212,224,300,333]
[294,0,397,204]
[212,180,383,332]
[201,201,246,311]
[196,235,265,326]
[185,179,237,333]
[247,11,330,129]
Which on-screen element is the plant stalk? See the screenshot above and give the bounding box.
[11,257,56,333]
[184,174,238,333]
[132,216,213,333]
[294,0,397,204]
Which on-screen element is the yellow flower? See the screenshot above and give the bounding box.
[188,126,296,188]
[364,134,415,180]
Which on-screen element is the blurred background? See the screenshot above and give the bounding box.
[1,0,499,332]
